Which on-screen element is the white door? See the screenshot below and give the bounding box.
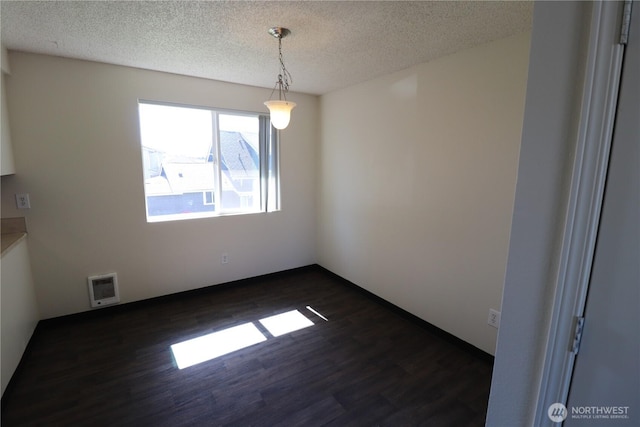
[564,6,640,426]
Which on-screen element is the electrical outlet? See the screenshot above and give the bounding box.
[221,253,229,264]
[488,309,501,329]
[15,193,31,209]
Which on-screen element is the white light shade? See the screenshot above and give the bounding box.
[264,100,296,130]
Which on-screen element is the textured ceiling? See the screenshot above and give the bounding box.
[0,1,533,95]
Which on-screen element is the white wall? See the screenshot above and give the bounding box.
[486,2,592,425]
[1,52,318,319]
[318,32,531,355]
[1,49,16,175]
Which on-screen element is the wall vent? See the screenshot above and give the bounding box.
[87,272,120,308]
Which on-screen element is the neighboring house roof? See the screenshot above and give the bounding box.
[162,162,214,194]
[144,131,259,196]
[219,131,259,180]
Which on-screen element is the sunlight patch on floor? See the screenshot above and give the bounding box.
[171,322,267,369]
[306,305,329,321]
[259,309,314,337]
[171,308,324,369]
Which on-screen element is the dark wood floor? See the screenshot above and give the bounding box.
[1,265,493,426]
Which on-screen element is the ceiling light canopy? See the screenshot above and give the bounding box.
[264,27,296,130]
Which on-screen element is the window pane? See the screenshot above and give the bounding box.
[139,104,215,220]
[218,114,260,212]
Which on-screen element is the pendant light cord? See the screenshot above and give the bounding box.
[268,35,293,101]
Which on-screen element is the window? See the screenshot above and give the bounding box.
[138,101,279,222]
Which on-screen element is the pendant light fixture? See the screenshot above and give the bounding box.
[264,27,296,130]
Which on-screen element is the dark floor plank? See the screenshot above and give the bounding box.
[1,266,493,426]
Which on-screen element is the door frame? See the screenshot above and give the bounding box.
[534,1,629,425]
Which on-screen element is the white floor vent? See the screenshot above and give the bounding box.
[87,272,120,308]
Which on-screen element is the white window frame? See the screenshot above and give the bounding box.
[138,100,280,223]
